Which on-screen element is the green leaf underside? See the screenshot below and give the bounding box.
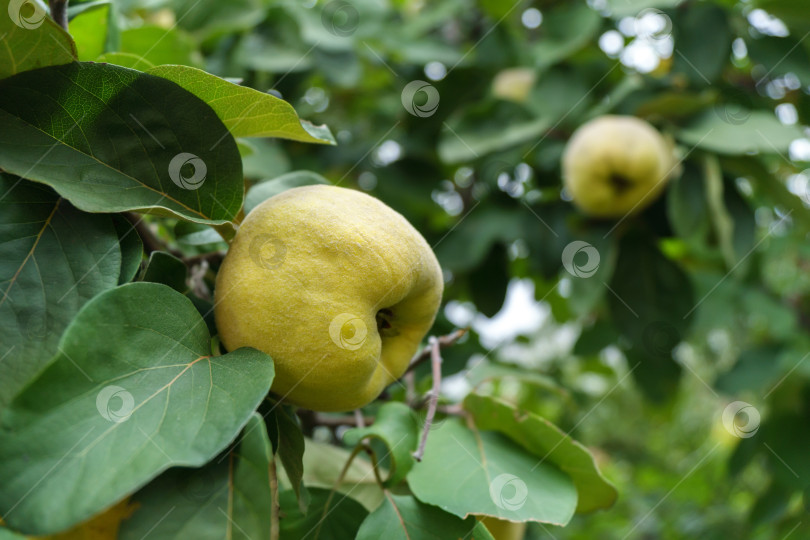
[355,493,480,540]
[120,414,274,540]
[0,282,274,535]
[407,419,577,525]
[0,175,121,409]
[0,1,77,79]
[147,65,335,144]
[0,62,243,224]
[244,170,330,214]
[677,110,803,155]
[464,394,618,513]
[343,401,419,486]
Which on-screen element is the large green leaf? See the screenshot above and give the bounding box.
[464,394,617,513]
[120,413,275,540]
[147,65,335,145]
[0,62,243,225]
[0,0,77,79]
[355,494,480,540]
[343,401,420,486]
[607,232,694,347]
[677,110,803,155]
[407,419,577,525]
[0,176,121,409]
[0,282,274,534]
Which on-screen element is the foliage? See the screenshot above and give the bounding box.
[1,0,809,538]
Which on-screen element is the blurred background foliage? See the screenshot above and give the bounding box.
[72,0,810,537]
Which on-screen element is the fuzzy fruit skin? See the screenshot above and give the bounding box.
[214,185,443,412]
[562,115,675,218]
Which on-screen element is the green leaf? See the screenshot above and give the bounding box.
[95,51,155,70]
[0,0,77,79]
[230,413,275,539]
[435,206,524,272]
[301,439,384,511]
[677,110,803,155]
[0,527,25,540]
[112,215,144,284]
[407,419,577,525]
[141,251,188,293]
[0,62,244,225]
[716,345,784,394]
[121,413,276,540]
[356,493,478,540]
[174,222,225,248]
[606,0,683,17]
[671,4,731,85]
[270,404,308,509]
[279,488,368,540]
[531,3,602,69]
[245,171,330,214]
[120,456,231,540]
[0,176,121,409]
[464,394,617,513]
[469,243,510,317]
[343,402,419,486]
[666,162,711,242]
[704,155,737,268]
[0,282,274,534]
[68,2,109,60]
[119,25,202,67]
[607,232,694,348]
[171,0,270,39]
[147,65,335,145]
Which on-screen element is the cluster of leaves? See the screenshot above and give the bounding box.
[0,0,617,538]
[3,0,810,538]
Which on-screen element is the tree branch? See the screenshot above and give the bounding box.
[123,212,183,257]
[48,0,68,30]
[404,328,467,375]
[412,336,442,462]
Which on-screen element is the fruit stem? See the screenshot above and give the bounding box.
[412,336,442,462]
[49,0,68,30]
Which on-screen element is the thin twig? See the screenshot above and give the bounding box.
[269,459,280,540]
[123,212,183,257]
[404,328,467,374]
[412,336,442,462]
[48,0,68,30]
[353,409,366,428]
